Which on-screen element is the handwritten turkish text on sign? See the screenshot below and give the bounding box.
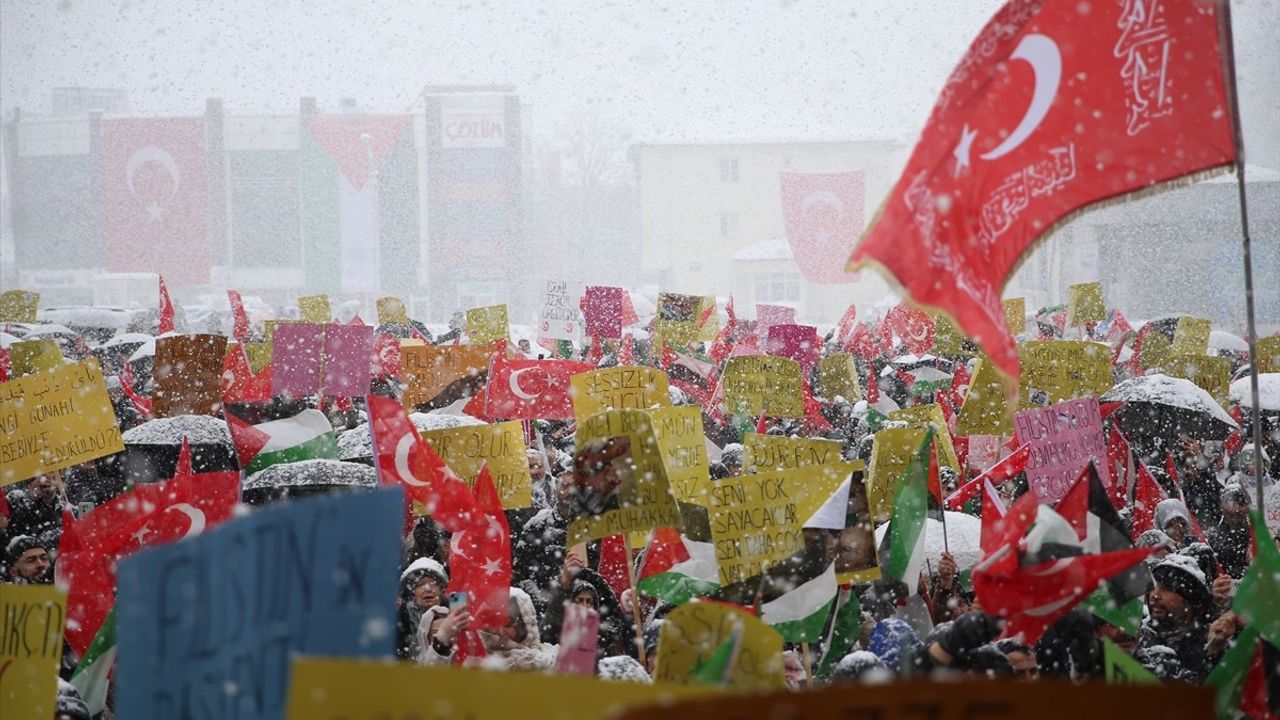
[0,585,66,719]
[400,344,492,410]
[708,463,852,586]
[955,358,1014,436]
[421,420,532,509]
[817,353,861,401]
[1020,340,1112,405]
[649,405,711,505]
[570,366,670,421]
[720,355,804,418]
[538,279,583,342]
[1014,396,1110,504]
[1,359,124,486]
[116,487,403,720]
[567,409,682,545]
[742,433,842,474]
[655,601,785,689]
[1167,354,1230,408]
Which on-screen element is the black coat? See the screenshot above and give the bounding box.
[5,490,62,548]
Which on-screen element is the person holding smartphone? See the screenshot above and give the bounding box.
[417,589,472,664]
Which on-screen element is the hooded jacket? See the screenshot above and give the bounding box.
[540,567,631,660]
[396,558,449,660]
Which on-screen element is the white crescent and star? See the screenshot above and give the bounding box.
[953,33,1062,177]
[394,433,432,487]
[508,367,541,401]
[125,145,183,222]
[167,503,207,538]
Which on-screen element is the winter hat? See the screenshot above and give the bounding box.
[868,618,923,671]
[828,650,890,682]
[720,444,744,467]
[598,655,652,683]
[570,578,600,605]
[1154,499,1191,532]
[5,534,46,567]
[1152,554,1211,610]
[399,557,448,590]
[1135,529,1176,552]
[54,694,92,720]
[1177,543,1219,583]
[1220,483,1251,507]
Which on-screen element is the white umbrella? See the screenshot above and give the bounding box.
[100,332,154,349]
[874,511,984,571]
[24,323,76,337]
[1209,330,1250,353]
[1230,373,1280,411]
[121,415,233,445]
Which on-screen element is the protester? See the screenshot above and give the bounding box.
[4,475,63,548]
[1141,555,1217,680]
[397,558,450,660]
[1154,498,1195,549]
[1207,484,1253,578]
[5,535,53,584]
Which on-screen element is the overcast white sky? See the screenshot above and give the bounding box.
[2,0,1277,161]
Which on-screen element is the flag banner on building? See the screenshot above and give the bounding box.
[780,170,865,283]
[846,0,1236,389]
[104,117,211,285]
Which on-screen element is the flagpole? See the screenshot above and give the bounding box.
[620,534,649,669]
[1218,0,1268,513]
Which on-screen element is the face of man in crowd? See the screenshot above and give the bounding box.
[31,476,56,503]
[1222,498,1248,527]
[572,589,597,609]
[1147,583,1192,627]
[528,454,547,483]
[1006,649,1038,679]
[1164,517,1189,545]
[11,546,52,583]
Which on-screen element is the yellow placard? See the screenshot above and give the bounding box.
[570,367,671,421]
[421,420,532,509]
[654,292,704,348]
[930,313,973,356]
[466,304,510,345]
[1020,340,1113,404]
[1166,354,1231,409]
[720,355,804,418]
[297,294,331,323]
[649,405,711,504]
[697,296,720,342]
[1139,330,1174,371]
[0,585,66,718]
[243,341,273,374]
[818,353,862,401]
[1172,316,1212,356]
[655,601,786,689]
[566,409,682,546]
[375,296,409,325]
[1004,297,1027,335]
[9,339,63,377]
[1,359,125,487]
[400,344,494,410]
[954,358,1014,436]
[1258,336,1280,374]
[742,433,843,473]
[1067,282,1105,326]
[707,462,853,586]
[285,657,715,720]
[0,290,39,323]
[867,427,927,522]
[889,404,959,470]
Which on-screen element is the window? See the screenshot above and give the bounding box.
[719,211,740,238]
[755,272,801,303]
[719,157,739,182]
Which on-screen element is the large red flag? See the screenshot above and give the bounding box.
[157,276,175,334]
[227,290,251,345]
[484,353,594,420]
[847,0,1236,386]
[1130,461,1169,536]
[448,465,512,630]
[104,118,211,285]
[780,171,865,283]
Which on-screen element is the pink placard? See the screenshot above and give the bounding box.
[756,304,796,335]
[582,286,623,339]
[322,324,374,397]
[1013,396,1112,504]
[271,323,325,397]
[553,603,600,676]
[766,324,821,369]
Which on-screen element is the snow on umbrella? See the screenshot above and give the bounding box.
[1209,330,1250,353]
[337,411,486,460]
[99,331,154,349]
[120,415,236,483]
[1102,373,1239,441]
[1229,373,1280,412]
[874,511,984,571]
[241,458,377,506]
[23,323,77,337]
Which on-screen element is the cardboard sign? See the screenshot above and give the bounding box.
[955,358,1014,436]
[9,339,63,377]
[649,405,711,504]
[655,292,705,347]
[755,304,796,335]
[817,353,861,402]
[116,488,403,720]
[1004,297,1027,335]
[538,279,583,342]
[867,427,927,522]
[1,359,125,486]
[836,465,881,584]
[1013,396,1110,504]
[742,433,843,473]
[930,313,972,356]
[0,585,66,718]
[720,355,804,418]
[1066,282,1105,326]
[655,601,786,689]
[708,463,853,586]
[582,286,624,339]
[0,290,39,322]
[244,341,273,374]
[285,658,714,720]
[467,304,510,345]
[889,404,960,470]
[152,334,227,417]
[271,323,325,397]
[321,325,374,397]
[375,296,409,325]
[566,409,682,546]
[554,604,601,676]
[400,344,493,410]
[1257,336,1280,374]
[696,296,720,342]
[570,366,670,420]
[1167,354,1231,408]
[1020,340,1112,405]
[421,420,532,509]
[765,324,821,369]
[614,679,1212,720]
[297,294,331,323]
[1171,316,1212,356]
[1138,331,1173,371]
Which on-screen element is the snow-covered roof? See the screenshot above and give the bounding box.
[733,238,793,262]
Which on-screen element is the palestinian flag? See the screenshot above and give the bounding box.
[759,561,837,644]
[70,605,117,715]
[226,406,338,474]
[815,585,862,677]
[637,506,720,605]
[881,428,934,593]
[689,627,741,685]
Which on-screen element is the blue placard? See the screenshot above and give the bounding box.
[116,487,403,720]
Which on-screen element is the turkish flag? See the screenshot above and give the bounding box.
[104,118,210,286]
[227,290,251,345]
[885,304,936,356]
[448,465,512,630]
[1130,461,1169,536]
[781,171,865,283]
[848,0,1236,386]
[484,353,593,420]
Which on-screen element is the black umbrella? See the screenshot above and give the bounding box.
[1102,373,1239,441]
[241,458,376,506]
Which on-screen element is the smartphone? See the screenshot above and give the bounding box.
[447,592,469,611]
